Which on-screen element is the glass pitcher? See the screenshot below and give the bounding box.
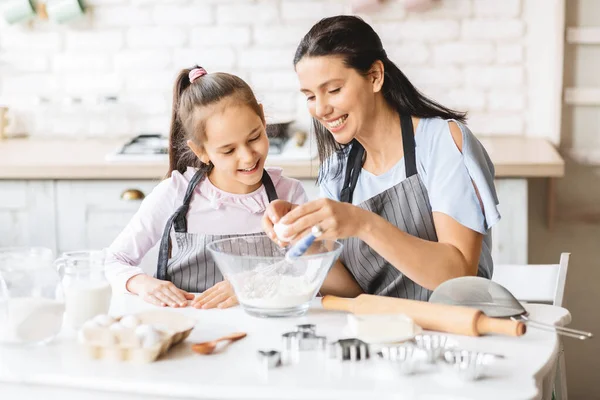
[55,250,112,329]
[0,247,65,345]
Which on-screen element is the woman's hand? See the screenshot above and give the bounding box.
[126,274,194,307]
[277,198,368,241]
[190,280,239,309]
[262,199,297,246]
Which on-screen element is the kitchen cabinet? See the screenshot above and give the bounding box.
[55,180,161,273]
[0,181,56,250]
[54,180,160,253]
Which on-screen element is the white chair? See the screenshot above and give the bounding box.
[493,253,570,400]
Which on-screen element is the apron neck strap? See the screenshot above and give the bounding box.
[340,140,365,204]
[401,115,418,177]
[157,168,205,280]
[340,114,417,204]
[261,169,278,203]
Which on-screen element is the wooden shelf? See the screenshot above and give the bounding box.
[567,27,600,44]
[564,87,600,105]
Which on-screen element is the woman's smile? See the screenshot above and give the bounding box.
[324,114,348,132]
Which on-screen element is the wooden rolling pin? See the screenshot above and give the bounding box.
[322,294,526,337]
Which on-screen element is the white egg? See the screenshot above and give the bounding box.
[134,324,154,337]
[141,330,162,348]
[135,324,162,348]
[93,314,116,327]
[82,319,101,330]
[109,322,126,332]
[274,222,293,241]
[119,315,141,329]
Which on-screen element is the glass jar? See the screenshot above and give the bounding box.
[0,247,65,345]
[55,250,112,329]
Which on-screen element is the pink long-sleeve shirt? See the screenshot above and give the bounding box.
[105,167,309,293]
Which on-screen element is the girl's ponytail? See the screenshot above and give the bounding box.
[167,69,209,178]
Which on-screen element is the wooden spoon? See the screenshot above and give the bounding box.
[191,332,247,355]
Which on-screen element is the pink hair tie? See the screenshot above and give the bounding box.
[189,67,207,83]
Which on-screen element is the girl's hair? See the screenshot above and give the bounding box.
[167,67,263,177]
[293,15,467,181]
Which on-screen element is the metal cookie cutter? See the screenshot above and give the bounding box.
[376,344,427,375]
[281,324,327,352]
[328,338,370,361]
[442,349,489,381]
[257,349,282,369]
[295,324,316,335]
[412,334,455,363]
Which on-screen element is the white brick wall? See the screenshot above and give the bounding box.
[65,31,124,51]
[152,5,212,26]
[0,0,538,137]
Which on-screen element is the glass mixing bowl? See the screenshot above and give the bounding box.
[0,247,65,345]
[207,235,342,318]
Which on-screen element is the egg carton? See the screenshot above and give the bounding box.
[78,310,196,363]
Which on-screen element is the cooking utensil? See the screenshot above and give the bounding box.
[256,226,323,276]
[208,235,340,318]
[266,120,293,155]
[191,332,247,355]
[322,294,526,337]
[257,349,282,368]
[429,276,593,340]
[282,330,327,352]
[441,349,489,381]
[412,334,455,363]
[376,344,427,375]
[0,247,64,345]
[328,338,370,361]
[295,324,316,334]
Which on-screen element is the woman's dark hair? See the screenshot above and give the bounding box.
[168,68,263,177]
[293,15,467,181]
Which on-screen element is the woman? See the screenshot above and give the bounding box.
[263,16,501,300]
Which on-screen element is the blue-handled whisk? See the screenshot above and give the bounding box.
[284,225,324,261]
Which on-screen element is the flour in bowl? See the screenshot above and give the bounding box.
[232,267,319,309]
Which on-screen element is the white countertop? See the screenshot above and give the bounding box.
[0,295,571,400]
[0,136,564,180]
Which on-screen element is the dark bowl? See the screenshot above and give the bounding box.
[266,121,293,139]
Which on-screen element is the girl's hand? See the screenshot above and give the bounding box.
[126,274,194,307]
[191,280,239,309]
[278,198,368,241]
[262,199,297,246]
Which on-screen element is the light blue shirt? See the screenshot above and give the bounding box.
[319,117,501,277]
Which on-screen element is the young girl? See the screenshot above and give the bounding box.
[105,66,308,309]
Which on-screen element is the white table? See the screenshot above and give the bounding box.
[0,295,571,400]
